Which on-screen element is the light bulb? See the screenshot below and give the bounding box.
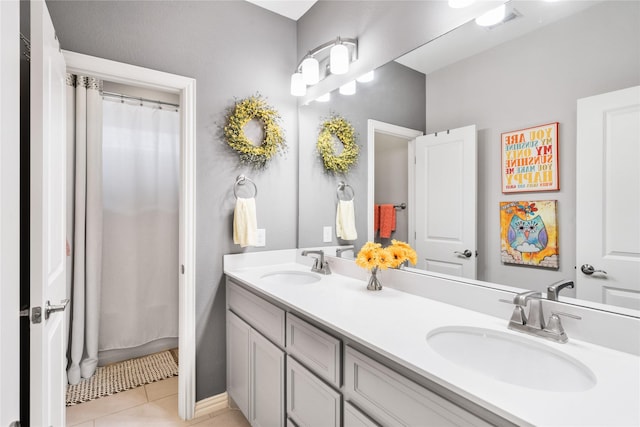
[301,57,319,85]
[290,72,306,97]
[475,4,506,27]
[448,0,475,8]
[339,80,356,96]
[330,43,349,75]
[316,93,331,103]
[356,70,375,83]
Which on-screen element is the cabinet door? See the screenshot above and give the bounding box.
[287,356,341,427]
[250,329,285,427]
[227,311,250,419]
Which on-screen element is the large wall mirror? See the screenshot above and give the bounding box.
[297,0,640,316]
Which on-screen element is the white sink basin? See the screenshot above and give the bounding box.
[427,326,596,392]
[259,270,321,285]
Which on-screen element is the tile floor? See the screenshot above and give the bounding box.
[66,376,250,427]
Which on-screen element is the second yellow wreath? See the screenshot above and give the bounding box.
[316,115,359,174]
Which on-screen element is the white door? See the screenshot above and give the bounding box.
[0,1,21,425]
[412,125,477,278]
[576,86,640,310]
[30,1,68,425]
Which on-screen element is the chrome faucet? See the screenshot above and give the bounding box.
[500,289,581,343]
[301,250,331,275]
[547,279,574,301]
[336,246,354,258]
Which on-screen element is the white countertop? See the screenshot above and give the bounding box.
[224,252,640,427]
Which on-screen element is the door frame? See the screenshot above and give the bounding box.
[367,120,423,243]
[0,0,21,424]
[63,50,197,420]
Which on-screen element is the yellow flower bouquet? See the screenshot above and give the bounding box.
[355,240,418,290]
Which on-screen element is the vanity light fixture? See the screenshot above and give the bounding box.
[356,70,375,83]
[339,80,357,96]
[475,4,506,27]
[290,36,358,97]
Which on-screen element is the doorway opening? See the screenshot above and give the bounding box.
[63,51,196,420]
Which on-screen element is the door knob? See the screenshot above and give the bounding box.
[580,264,607,276]
[45,298,69,319]
[454,249,472,258]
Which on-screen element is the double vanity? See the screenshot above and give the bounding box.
[224,249,640,426]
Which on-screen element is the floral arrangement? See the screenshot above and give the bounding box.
[224,95,286,169]
[356,240,418,271]
[316,115,359,174]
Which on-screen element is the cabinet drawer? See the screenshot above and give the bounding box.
[286,313,341,387]
[344,346,491,427]
[227,280,285,346]
[344,402,380,427]
[287,356,341,427]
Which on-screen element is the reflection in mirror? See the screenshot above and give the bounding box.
[298,0,640,316]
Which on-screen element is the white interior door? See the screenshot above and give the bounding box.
[30,1,68,425]
[413,125,477,279]
[1,1,21,425]
[576,86,640,310]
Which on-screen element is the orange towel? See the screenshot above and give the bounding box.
[373,204,380,232]
[379,204,396,238]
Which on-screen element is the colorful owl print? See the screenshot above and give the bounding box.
[507,214,548,253]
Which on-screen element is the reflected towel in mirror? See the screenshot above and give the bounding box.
[233,197,257,247]
[336,200,358,241]
[379,204,396,238]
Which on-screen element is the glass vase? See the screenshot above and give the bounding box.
[367,267,382,291]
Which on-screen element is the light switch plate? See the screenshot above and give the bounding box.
[256,228,266,247]
[323,226,332,243]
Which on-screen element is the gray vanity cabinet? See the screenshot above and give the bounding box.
[227,281,286,427]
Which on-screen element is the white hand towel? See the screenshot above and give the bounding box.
[336,199,358,241]
[233,197,257,247]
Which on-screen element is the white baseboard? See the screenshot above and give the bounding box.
[194,392,229,418]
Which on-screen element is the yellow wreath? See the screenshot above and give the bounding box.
[224,95,286,168]
[316,116,359,174]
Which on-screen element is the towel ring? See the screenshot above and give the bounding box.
[336,181,355,201]
[234,175,258,199]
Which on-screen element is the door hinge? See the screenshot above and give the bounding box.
[9,420,21,427]
[181,264,185,274]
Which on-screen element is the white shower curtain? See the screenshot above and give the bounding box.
[66,75,104,385]
[99,99,180,355]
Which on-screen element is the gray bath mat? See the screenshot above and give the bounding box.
[65,350,179,406]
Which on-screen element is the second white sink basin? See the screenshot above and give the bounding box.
[427,326,596,392]
[259,270,321,285]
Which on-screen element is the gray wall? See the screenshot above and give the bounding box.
[298,60,425,251]
[46,0,298,400]
[425,1,640,294]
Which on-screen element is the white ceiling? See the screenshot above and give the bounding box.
[245,0,317,21]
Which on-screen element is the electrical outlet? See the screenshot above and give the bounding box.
[256,228,266,247]
[323,226,332,243]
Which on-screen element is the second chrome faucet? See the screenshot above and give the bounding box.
[501,285,581,343]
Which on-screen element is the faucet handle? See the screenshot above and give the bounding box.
[550,311,581,320]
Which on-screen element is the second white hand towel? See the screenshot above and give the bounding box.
[233,197,257,247]
[336,199,358,241]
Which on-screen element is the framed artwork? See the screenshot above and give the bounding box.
[501,122,559,193]
[500,200,558,269]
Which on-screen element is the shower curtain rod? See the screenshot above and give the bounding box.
[102,90,180,109]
